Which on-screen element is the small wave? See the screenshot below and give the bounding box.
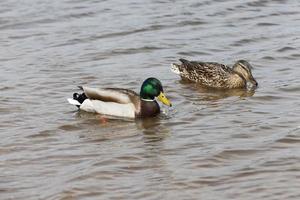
[256,22,279,26]
[277,46,296,52]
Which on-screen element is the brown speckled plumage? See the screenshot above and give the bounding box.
[172,59,257,89]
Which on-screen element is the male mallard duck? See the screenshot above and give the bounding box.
[67,78,172,118]
[171,59,258,89]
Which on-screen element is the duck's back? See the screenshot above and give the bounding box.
[172,59,246,89]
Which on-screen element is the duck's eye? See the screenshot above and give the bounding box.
[239,64,248,72]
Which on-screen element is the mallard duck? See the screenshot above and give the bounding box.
[67,78,172,118]
[171,59,258,89]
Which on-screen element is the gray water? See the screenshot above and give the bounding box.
[1,0,300,199]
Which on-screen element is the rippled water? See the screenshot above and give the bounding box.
[1,0,300,199]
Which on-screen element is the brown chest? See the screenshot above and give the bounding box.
[138,100,160,118]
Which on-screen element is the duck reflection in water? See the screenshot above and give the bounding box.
[178,78,256,102]
[136,116,171,141]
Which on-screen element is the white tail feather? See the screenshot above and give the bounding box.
[171,64,180,75]
[67,98,81,106]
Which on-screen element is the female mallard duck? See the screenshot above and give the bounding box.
[67,78,172,118]
[171,59,258,89]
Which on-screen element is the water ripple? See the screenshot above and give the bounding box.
[1,0,300,199]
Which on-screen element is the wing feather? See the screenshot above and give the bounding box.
[176,59,234,88]
[82,86,138,104]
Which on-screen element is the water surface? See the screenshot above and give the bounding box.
[1,0,300,199]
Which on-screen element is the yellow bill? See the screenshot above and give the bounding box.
[157,92,172,107]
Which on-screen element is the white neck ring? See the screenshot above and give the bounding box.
[141,98,155,102]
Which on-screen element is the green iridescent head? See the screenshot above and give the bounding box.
[140,77,172,107]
